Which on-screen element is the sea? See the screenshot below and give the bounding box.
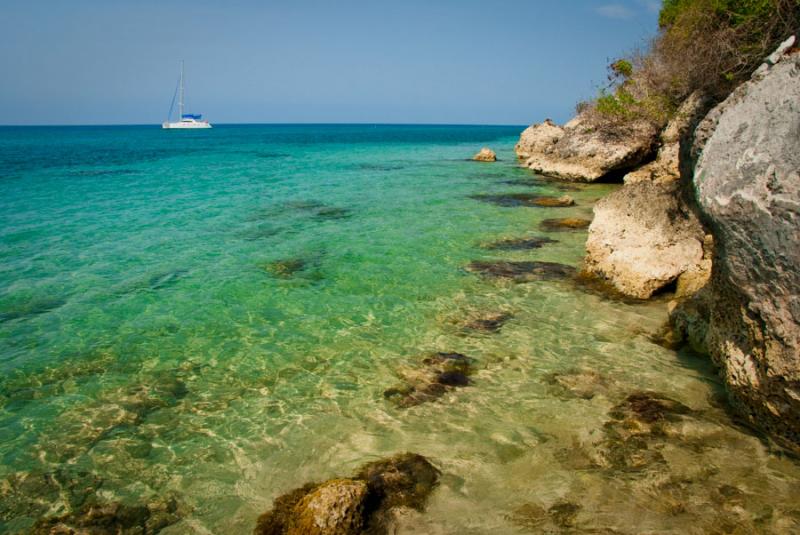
[1,124,798,534]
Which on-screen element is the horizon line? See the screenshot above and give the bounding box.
[0,121,529,128]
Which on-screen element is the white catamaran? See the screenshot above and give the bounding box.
[162,61,212,129]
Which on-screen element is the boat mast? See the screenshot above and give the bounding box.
[179,60,184,120]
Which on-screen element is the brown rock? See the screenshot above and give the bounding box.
[287,479,368,535]
[540,218,591,231]
[472,147,497,162]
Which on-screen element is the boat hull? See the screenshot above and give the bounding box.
[162,121,212,129]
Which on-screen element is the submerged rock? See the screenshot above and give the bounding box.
[0,469,104,528]
[466,260,576,283]
[313,207,353,221]
[254,453,439,535]
[540,218,591,231]
[469,193,574,208]
[508,500,582,531]
[687,36,800,452]
[545,368,612,400]
[583,180,708,299]
[598,391,694,472]
[264,258,308,278]
[462,312,513,333]
[472,147,497,162]
[30,495,186,535]
[384,352,476,408]
[516,115,658,182]
[480,236,558,251]
[272,200,354,221]
[667,288,712,355]
[0,295,67,324]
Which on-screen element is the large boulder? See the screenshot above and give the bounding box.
[515,116,658,182]
[624,92,710,184]
[687,37,800,451]
[584,180,709,299]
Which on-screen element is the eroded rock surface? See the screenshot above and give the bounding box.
[687,38,800,451]
[515,116,658,182]
[584,180,708,299]
[624,93,710,184]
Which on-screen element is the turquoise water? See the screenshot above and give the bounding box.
[1,125,798,534]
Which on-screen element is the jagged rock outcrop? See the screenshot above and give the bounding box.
[624,92,710,184]
[584,180,709,299]
[515,116,658,182]
[472,147,497,162]
[685,36,800,451]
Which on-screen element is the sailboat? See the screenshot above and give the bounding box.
[162,61,212,129]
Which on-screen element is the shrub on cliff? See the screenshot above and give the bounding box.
[581,0,799,128]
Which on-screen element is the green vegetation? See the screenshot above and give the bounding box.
[584,0,800,127]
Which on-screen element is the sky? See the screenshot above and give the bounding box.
[0,1,660,126]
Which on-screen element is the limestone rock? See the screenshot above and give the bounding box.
[624,92,710,184]
[688,38,800,451]
[516,116,658,182]
[584,180,707,299]
[287,479,368,535]
[472,147,497,162]
[514,119,564,160]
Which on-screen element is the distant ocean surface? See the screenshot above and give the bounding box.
[1,125,798,534]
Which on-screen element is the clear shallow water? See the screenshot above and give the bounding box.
[0,124,798,534]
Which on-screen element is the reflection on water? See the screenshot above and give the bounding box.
[0,125,797,534]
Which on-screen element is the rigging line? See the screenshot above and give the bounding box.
[166,75,180,122]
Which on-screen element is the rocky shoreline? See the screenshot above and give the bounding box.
[246,41,800,532]
[9,38,798,535]
[516,37,800,455]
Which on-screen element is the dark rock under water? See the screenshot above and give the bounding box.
[466,260,576,283]
[480,236,558,251]
[462,311,513,333]
[384,352,476,408]
[264,258,307,278]
[469,193,575,208]
[540,218,592,231]
[0,296,67,324]
[29,495,187,535]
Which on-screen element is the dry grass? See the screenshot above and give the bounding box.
[579,0,800,130]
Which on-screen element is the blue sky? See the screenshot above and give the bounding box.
[0,1,659,125]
